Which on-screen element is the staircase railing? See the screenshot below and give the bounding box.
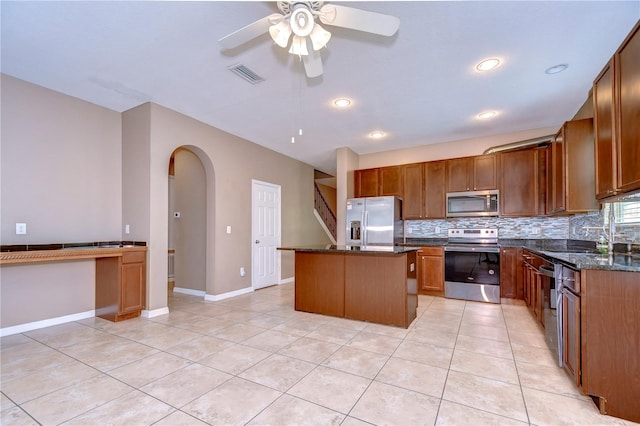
[314,182,337,240]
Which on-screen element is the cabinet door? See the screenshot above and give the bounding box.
[355,169,379,197]
[562,289,581,387]
[500,247,522,299]
[551,128,566,213]
[593,60,617,199]
[499,149,539,217]
[565,119,598,212]
[473,154,497,190]
[379,166,404,197]
[616,23,640,193]
[446,158,471,192]
[121,262,145,314]
[403,163,424,219]
[425,161,446,218]
[417,247,444,294]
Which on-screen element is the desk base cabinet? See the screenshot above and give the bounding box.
[96,250,146,322]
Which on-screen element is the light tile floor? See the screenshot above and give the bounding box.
[1,284,638,425]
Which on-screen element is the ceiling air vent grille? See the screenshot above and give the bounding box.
[228,64,264,84]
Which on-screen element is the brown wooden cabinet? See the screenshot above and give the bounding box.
[417,246,444,295]
[547,119,599,215]
[354,168,379,197]
[379,165,404,197]
[446,154,497,192]
[562,286,581,387]
[294,252,345,317]
[581,269,640,423]
[499,148,546,217]
[594,21,640,199]
[500,247,523,299]
[403,163,424,219]
[522,250,543,325]
[425,161,446,218]
[96,248,147,322]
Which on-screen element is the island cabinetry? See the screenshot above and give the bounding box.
[594,21,640,198]
[499,148,546,217]
[425,161,446,218]
[96,248,146,322]
[446,154,497,192]
[294,252,345,317]
[581,269,640,423]
[548,119,598,215]
[403,163,424,219]
[500,247,523,299]
[417,246,444,295]
[345,251,416,328]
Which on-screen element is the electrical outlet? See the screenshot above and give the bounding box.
[435,226,441,234]
[240,267,246,277]
[531,227,541,235]
[16,223,27,235]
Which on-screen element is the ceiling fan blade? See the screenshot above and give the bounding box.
[303,48,323,78]
[218,13,283,49]
[319,4,399,37]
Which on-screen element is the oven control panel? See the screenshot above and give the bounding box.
[448,228,498,239]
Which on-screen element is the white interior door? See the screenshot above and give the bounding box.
[252,180,281,289]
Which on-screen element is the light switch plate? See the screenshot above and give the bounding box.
[226,226,232,234]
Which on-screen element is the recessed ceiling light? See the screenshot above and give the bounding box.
[333,98,352,108]
[545,64,568,74]
[369,131,385,139]
[477,111,497,120]
[476,58,501,72]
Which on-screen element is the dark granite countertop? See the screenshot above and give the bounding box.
[402,238,448,246]
[278,245,419,254]
[522,247,640,272]
[1,241,147,252]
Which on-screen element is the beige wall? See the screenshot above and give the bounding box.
[1,75,121,329]
[357,127,559,170]
[173,148,206,292]
[1,76,328,329]
[336,147,359,245]
[1,74,122,244]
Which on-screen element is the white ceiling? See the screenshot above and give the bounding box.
[2,1,638,175]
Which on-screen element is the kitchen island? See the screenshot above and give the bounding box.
[279,245,418,328]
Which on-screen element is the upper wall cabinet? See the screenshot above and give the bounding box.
[379,165,404,197]
[354,168,379,197]
[403,163,424,219]
[594,21,640,199]
[499,148,546,217]
[446,154,497,192]
[547,118,599,215]
[425,161,447,218]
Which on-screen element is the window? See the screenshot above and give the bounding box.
[604,201,640,226]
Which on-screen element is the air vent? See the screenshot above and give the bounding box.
[228,64,264,84]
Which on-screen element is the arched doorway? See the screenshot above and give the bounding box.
[168,147,207,296]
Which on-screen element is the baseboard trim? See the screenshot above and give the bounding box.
[142,307,170,319]
[173,287,206,297]
[0,310,95,337]
[279,277,294,285]
[205,286,253,301]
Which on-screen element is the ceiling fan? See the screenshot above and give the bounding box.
[218,1,400,78]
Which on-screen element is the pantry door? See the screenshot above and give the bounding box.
[251,180,281,289]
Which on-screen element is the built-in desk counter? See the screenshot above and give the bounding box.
[1,242,147,323]
[279,245,419,328]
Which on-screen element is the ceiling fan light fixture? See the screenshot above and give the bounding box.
[290,5,314,37]
[309,23,331,50]
[289,35,309,56]
[369,131,385,139]
[269,21,292,48]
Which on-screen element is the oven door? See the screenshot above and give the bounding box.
[444,245,501,303]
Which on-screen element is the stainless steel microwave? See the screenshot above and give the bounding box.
[446,190,499,217]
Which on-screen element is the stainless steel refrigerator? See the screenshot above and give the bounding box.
[346,196,404,246]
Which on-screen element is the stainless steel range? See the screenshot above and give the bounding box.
[444,228,501,303]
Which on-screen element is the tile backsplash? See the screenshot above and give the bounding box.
[406,209,640,243]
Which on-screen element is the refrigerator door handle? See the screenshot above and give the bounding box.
[363,210,368,246]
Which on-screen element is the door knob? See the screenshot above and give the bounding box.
[255,240,260,244]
